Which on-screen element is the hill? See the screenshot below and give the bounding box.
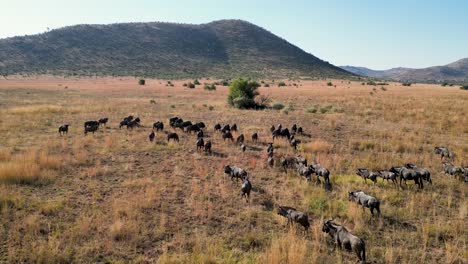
[0,20,352,79]
[341,58,468,84]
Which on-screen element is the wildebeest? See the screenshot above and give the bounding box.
[322,220,366,263]
[272,128,291,141]
[405,163,432,184]
[126,118,141,129]
[177,121,193,130]
[277,206,310,230]
[267,143,274,153]
[270,125,275,133]
[196,138,204,151]
[185,124,201,134]
[389,166,424,189]
[291,124,297,133]
[204,140,212,153]
[434,147,455,161]
[169,117,182,128]
[355,168,378,185]
[222,131,234,142]
[348,190,381,216]
[295,155,307,166]
[224,165,247,181]
[280,156,296,173]
[231,123,238,132]
[297,127,303,135]
[195,122,206,129]
[214,123,222,132]
[251,133,258,143]
[153,121,164,131]
[58,124,69,135]
[442,162,464,177]
[241,178,252,202]
[197,130,204,138]
[84,124,99,135]
[98,118,108,127]
[310,163,330,184]
[267,157,274,167]
[167,133,179,143]
[221,124,231,133]
[236,134,245,144]
[267,150,274,158]
[377,170,398,188]
[290,138,301,150]
[296,163,312,181]
[149,131,155,142]
[84,120,99,128]
[241,144,246,152]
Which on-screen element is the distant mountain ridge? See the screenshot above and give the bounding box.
[0,20,353,79]
[341,58,468,84]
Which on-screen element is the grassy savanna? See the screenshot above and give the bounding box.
[0,77,466,263]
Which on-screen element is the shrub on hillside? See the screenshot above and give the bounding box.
[227,78,260,109]
[194,79,200,85]
[187,83,195,89]
[264,83,270,87]
[402,82,412,86]
[327,82,333,86]
[271,103,285,110]
[277,81,286,87]
[460,85,468,90]
[138,79,145,85]
[204,84,216,91]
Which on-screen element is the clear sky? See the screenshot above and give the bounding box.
[1,0,467,69]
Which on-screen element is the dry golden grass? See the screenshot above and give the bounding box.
[0,76,466,263]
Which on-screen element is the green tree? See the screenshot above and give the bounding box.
[227,78,260,109]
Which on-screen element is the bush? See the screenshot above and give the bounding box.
[460,85,468,90]
[194,79,200,85]
[277,81,286,87]
[402,82,412,86]
[204,84,216,91]
[187,83,195,89]
[327,82,333,86]
[264,83,270,87]
[183,83,188,87]
[271,103,285,110]
[366,81,377,86]
[138,79,145,85]
[228,78,260,109]
[221,80,229,86]
[307,105,318,113]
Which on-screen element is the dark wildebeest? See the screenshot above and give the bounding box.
[290,138,300,150]
[204,140,212,153]
[267,157,274,167]
[241,178,252,202]
[348,190,381,216]
[236,134,245,144]
[405,163,432,184]
[355,168,378,185]
[272,128,291,141]
[251,133,258,143]
[149,131,155,142]
[197,130,204,138]
[195,122,206,129]
[297,127,303,135]
[442,162,464,177]
[463,167,468,182]
[153,121,164,131]
[84,124,99,135]
[267,143,274,153]
[126,118,141,130]
[434,147,455,161]
[296,163,312,181]
[178,121,193,130]
[231,123,238,132]
[389,166,423,189]
[169,117,182,128]
[98,118,108,127]
[185,124,200,134]
[167,133,179,143]
[377,170,398,188]
[222,131,234,142]
[277,206,310,230]
[267,150,274,158]
[84,120,99,129]
[241,144,246,152]
[322,220,366,264]
[280,156,296,173]
[291,124,297,133]
[310,163,330,184]
[58,124,69,135]
[221,124,231,133]
[196,138,204,151]
[214,123,222,132]
[295,155,307,166]
[270,125,275,133]
[224,165,247,181]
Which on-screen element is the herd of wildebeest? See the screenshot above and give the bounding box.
[57,116,467,263]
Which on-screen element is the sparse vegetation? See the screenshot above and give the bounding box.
[460,85,468,90]
[402,82,412,86]
[138,79,145,85]
[204,83,216,91]
[227,78,261,109]
[277,81,286,87]
[327,81,333,86]
[271,102,285,110]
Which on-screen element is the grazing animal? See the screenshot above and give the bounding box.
[84,120,99,128]
[149,131,155,142]
[291,124,297,133]
[267,157,274,167]
[236,134,245,144]
[241,178,252,202]
[169,117,182,128]
[322,220,366,264]
[153,121,164,131]
[224,165,247,181]
[267,143,274,153]
[290,138,300,150]
[355,168,378,185]
[296,163,312,181]
[297,127,303,135]
[442,162,464,176]
[126,119,141,129]
[389,166,423,189]
[84,124,99,135]
[204,141,212,153]
[231,123,238,132]
[214,123,222,132]
[58,124,69,135]
[405,163,432,184]
[221,124,231,133]
[377,170,398,188]
[98,118,108,127]
[196,138,204,151]
[251,133,258,143]
[195,122,206,129]
[280,156,296,173]
[167,133,179,142]
[310,163,330,184]
[434,147,455,161]
[277,206,310,230]
[267,150,274,158]
[270,125,275,133]
[197,130,204,138]
[222,131,234,142]
[241,144,246,152]
[348,190,381,216]
[295,156,307,166]
[463,167,468,182]
[185,124,201,134]
[272,128,291,141]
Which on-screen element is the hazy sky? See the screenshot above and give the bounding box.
[1,0,467,69]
